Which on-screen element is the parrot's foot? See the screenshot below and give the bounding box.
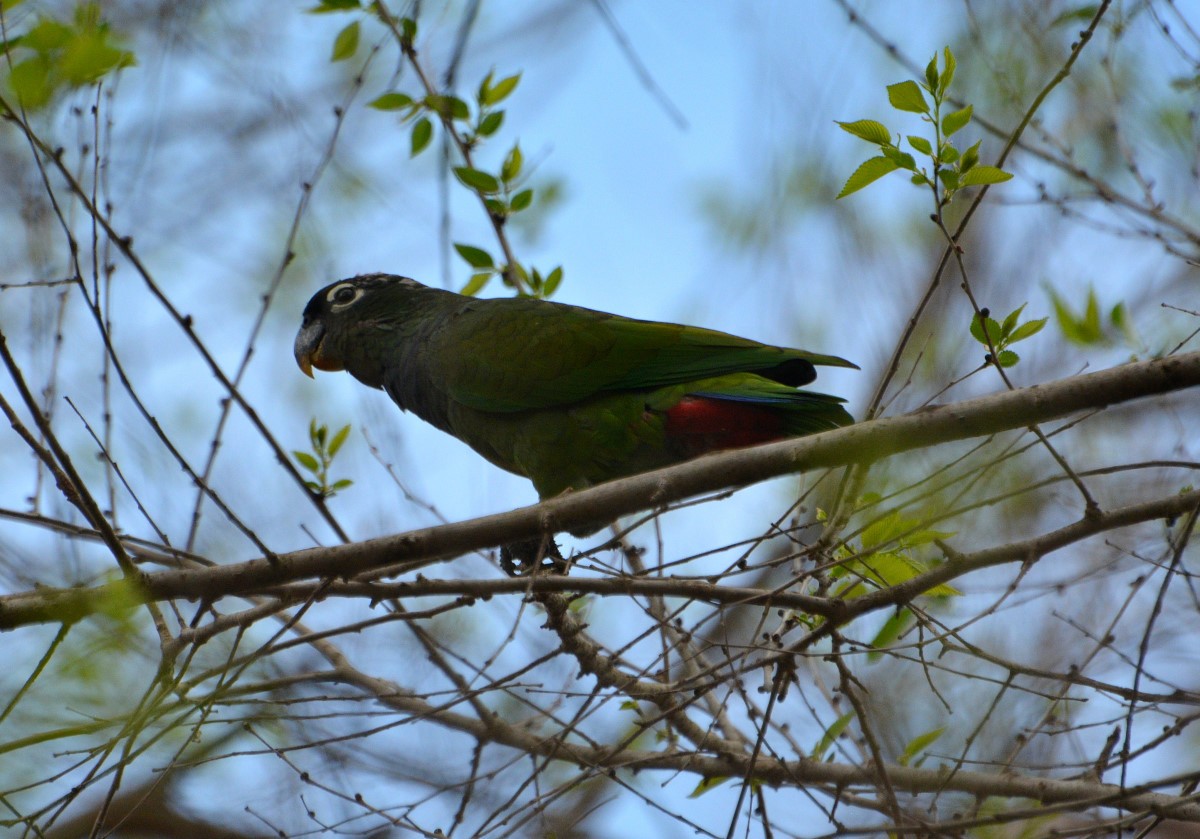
[500,535,568,576]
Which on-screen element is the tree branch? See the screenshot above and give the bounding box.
[1,351,1197,629]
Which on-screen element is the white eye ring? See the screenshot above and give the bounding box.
[327,283,363,310]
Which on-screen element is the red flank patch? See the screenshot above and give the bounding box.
[663,396,787,458]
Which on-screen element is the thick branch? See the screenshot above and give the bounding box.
[1,351,1197,628]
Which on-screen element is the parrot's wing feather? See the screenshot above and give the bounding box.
[430,298,855,413]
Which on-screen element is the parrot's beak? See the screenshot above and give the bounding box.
[294,319,324,378]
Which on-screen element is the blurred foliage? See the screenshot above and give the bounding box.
[1,2,134,110]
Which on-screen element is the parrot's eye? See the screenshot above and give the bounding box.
[327,283,363,310]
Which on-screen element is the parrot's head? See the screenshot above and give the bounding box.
[294,273,427,383]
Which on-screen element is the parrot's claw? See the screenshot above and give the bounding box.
[500,535,568,576]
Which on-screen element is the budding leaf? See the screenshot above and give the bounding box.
[453,243,494,268]
[887,80,929,114]
[460,272,492,297]
[907,135,932,155]
[942,104,973,136]
[331,21,359,62]
[939,46,957,91]
[1008,317,1048,343]
[482,73,520,106]
[369,92,413,111]
[410,117,432,155]
[837,156,900,198]
[453,166,501,193]
[959,166,1013,186]
[836,119,891,145]
[924,53,940,93]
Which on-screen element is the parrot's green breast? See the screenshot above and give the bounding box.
[445,386,675,498]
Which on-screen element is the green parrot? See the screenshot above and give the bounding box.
[294,274,855,566]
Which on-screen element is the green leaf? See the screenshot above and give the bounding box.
[898,528,956,549]
[907,135,932,155]
[61,34,135,84]
[330,479,353,491]
[22,18,72,51]
[811,711,854,760]
[9,57,53,108]
[1049,287,1095,345]
[410,117,432,156]
[924,53,939,94]
[510,188,534,211]
[836,119,891,145]
[542,266,564,298]
[1110,302,1139,345]
[331,20,359,62]
[568,594,592,613]
[482,72,520,106]
[910,172,929,186]
[689,776,731,798]
[1001,303,1026,337]
[293,451,320,473]
[425,94,470,121]
[958,165,1013,186]
[942,103,972,136]
[881,146,917,171]
[1084,288,1101,336]
[970,313,1002,345]
[477,109,504,137]
[837,156,900,198]
[858,509,906,549]
[960,140,981,173]
[868,608,915,661]
[460,272,492,297]
[1008,317,1047,343]
[887,80,929,114]
[369,91,413,111]
[938,46,956,93]
[400,17,417,43]
[328,424,351,458]
[898,727,945,766]
[501,143,523,183]
[453,166,500,194]
[308,0,360,11]
[453,243,494,268]
[475,69,494,105]
[939,169,959,191]
[836,551,958,598]
[996,349,1020,367]
[620,699,640,712]
[939,143,960,164]
[1050,5,1099,27]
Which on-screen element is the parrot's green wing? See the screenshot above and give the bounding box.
[429,297,855,413]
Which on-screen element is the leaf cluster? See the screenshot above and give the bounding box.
[825,498,959,602]
[1,1,136,110]
[969,303,1048,368]
[292,420,353,499]
[1046,285,1138,348]
[837,47,1011,204]
[312,3,563,300]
